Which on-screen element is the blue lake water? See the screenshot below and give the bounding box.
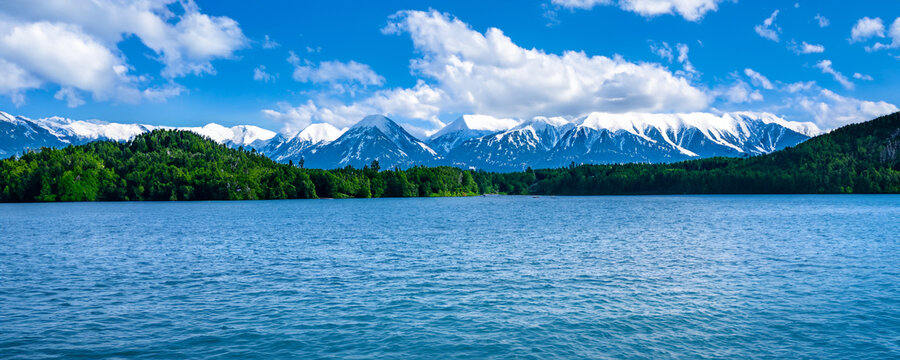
[1,195,899,359]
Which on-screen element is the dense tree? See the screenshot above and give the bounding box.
[1,112,898,202]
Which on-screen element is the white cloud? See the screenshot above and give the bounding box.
[266,10,709,134]
[797,89,898,128]
[755,10,781,42]
[675,43,698,77]
[892,18,900,47]
[784,81,815,93]
[551,0,726,21]
[798,41,825,54]
[53,87,85,108]
[851,17,885,42]
[142,85,184,102]
[720,80,763,103]
[262,35,279,49]
[676,43,689,63]
[0,0,246,105]
[0,58,40,106]
[253,65,275,82]
[263,81,445,135]
[384,10,708,116]
[815,14,829,28]
[726,72,896,129]
[0,21,141,103]
[291,58,384,87]
[744,68,774,89]
[865,18,900,51]
[649,41,674,62]
[853,73,873,81]
[815,60,854,90]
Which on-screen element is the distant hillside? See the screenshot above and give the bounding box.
[2,110,818,171]
[522,111,900,194]
[0,111,897,202]
[0,130,481,201]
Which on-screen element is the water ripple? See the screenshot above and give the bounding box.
[1,195,899,359]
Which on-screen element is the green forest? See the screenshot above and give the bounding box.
[1,112,899,201]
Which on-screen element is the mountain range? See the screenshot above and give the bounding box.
[1,110,821,171]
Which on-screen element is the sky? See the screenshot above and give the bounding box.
[1,0,899,137]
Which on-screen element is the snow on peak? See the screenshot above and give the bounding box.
[183,123,276,146]
[0,111,27,125]
[727,111,822,137]
[295,123,345,144]
[352,114,399,135]
[515,116,571,131]
[430,114,519,139]
[576,112,820,138]
[33,116,154,141]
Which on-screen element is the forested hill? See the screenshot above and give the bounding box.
[1,112,898,201]
[526,111,900,195]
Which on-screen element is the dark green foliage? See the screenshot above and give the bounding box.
[522,112,900,195]
[1,112,898,201]
[0,130,483,201]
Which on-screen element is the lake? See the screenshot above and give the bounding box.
[1,196,899,359]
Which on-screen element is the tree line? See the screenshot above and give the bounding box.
[1,112,898,202]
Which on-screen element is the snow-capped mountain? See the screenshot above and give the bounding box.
[448,112,819,171]
[0,111,276,156]
[300,115,438,169]
[180,124,277,149]
[427,115,519,154]
[0,112,70,156]
[447,117,574,170]
[1,110,820,172]
[548,112,818,167]
[262,123,345,163]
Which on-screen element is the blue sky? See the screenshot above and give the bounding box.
[1,0,899,136]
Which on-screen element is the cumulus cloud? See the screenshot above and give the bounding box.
[263,81,445,135]
[744,68,773,90]
[815,14,829,28]
[797,41,825,54]
[719,71,895,130]
[53,87,85,108]
[0,56,41,106]
[253,65,275,82]
[266,10,709,134]
[863,18,900,51]
[815,60,854,90]
[290,56,384,88]
[719,80,763,104]
[551,0,726,21]
[382,10,708,116]
[755,10,781,42]
[797,89,898,129]
[142,85,185,102]
[0,21,141,103]
[0,0,246,106]
[851,17,885,42]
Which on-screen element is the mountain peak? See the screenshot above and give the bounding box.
[352,114,400,135]
[431,115,518,139]
[514,116,571,131]
[295,123,344,144]
[183,123,276,145]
